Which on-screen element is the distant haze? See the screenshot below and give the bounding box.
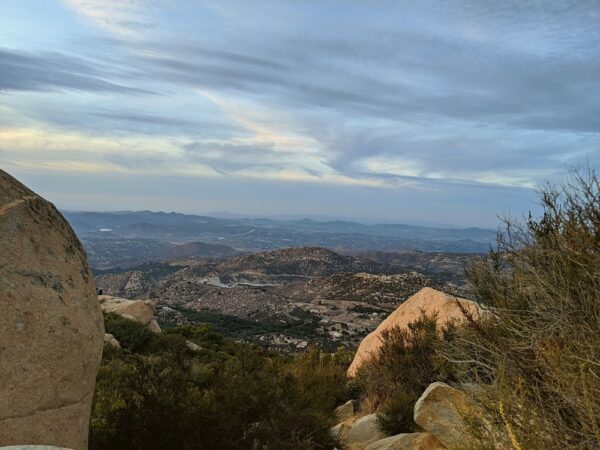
[2,1,598,227]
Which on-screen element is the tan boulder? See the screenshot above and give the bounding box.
[365,432,446,450]
[99,295,161,332]
[348,287,483,377]
[331,421,347,440]
[414,382,476,448]
[104,333,121,349]
[334,400,356,422]
[334,414,388,450]
[0,169,104,450]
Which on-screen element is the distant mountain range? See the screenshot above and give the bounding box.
[63,210,495,269]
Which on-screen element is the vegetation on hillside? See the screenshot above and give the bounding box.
[91,170,600,449]
[448,169,600,449]
[351,170,600,448]
[90,313,351,450]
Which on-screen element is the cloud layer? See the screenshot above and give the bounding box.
[0,0,598,225]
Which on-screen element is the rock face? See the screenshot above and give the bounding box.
[348,287,483,376]
[364,432,445,450]
[99,295,161,332]
[0,170,104,449]
[413,382,474,448]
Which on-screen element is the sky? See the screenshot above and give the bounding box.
[1,1,599,227]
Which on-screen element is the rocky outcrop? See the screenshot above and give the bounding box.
[332,414,388,450]
[413,382,477,448]
[99,295,161,332]
[0,169,104,450]
[364,432,445,450]
[348,287,484,376]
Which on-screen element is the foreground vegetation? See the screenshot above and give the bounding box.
[91,170,599,450]
[451,170,600,448]
[91,313,350,450]
[352,170,600,449]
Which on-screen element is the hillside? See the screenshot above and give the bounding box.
[95,247,463,351]
[216,246,381,276]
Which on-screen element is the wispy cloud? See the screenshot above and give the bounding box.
[1,0,598,225]
[0,48,151,94]
[63,0,157,39]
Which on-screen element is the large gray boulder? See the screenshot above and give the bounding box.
[0,170,104,450]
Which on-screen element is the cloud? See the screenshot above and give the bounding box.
[1,0,599,219]
[0,48,151,94]
[63,0,157,39]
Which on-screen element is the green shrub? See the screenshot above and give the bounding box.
[355,313,458,435]
[91,318,349,449]
[103,312,154,353]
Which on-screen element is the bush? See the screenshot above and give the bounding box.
[354,313,458,435]
[450,169,600,449]
[103,312,154,353]
[91,319,349,449]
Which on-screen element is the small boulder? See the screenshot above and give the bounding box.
[99,295,161,332]
[331,421,349,440]
[414,382,475,448]
[104,333,121,349]
[345,414,388,450]
[186,340,202,352]
[365,432,445,450]
[335,400,355,422]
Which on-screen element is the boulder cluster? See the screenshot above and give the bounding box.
[333,287,487,449]
[332,381,478,450]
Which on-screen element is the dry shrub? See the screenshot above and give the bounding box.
[448,168,600,449]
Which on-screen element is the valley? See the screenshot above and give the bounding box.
[73,211,484,352]
[94,245,479,352]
